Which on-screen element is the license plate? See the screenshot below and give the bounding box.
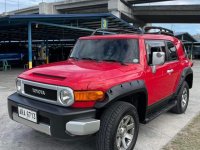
[18,106,37,123]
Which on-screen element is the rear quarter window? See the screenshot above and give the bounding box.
[166,41,178,61]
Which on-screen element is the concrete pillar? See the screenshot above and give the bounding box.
[108,0,145,27]
[108,0,134,20]
[39,2,59,14]
[108,0,121,18]
[110,10,121,18]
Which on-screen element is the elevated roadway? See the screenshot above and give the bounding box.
[132,5,200,23]
[2,0,200,26]
[127,0,174,4]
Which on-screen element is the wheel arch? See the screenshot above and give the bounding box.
[185,73,193,89]
[176,67,193,95]
[95,80,148,122]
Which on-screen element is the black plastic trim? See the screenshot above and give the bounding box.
[146,95,173,114]
[143,94,177,123]
[95,80,148,109]
[176,67,193,95]
[145,100,177,123]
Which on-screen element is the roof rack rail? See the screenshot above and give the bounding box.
[91,28,141,36]
[143,26,174,36]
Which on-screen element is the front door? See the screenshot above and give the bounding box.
[145,40,173,106]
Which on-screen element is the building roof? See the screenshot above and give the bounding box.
[0,13,136,42]
[175,32,197,43]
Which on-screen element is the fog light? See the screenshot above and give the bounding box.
[60,89,74,106]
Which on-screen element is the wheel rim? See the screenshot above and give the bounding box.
[116,115,135,150]
[181,87,188,108]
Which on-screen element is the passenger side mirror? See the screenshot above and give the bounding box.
[151,52,165,73]
[152,52,165,66]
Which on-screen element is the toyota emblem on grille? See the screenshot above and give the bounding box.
[32,88,46,95]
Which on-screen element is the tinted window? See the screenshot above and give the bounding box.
[70,39,139,63]
[145,40,166,65]
[166,41,178,61]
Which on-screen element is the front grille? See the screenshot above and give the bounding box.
[18,79,74,107]
[24,84,57,101]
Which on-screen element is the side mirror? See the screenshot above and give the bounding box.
[152,52,165,66]
[151,52,165,73]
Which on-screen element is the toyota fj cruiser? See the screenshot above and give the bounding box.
[8,27,193,150]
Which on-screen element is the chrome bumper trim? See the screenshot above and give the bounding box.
[13,113,51,135]
[66,118,100,136]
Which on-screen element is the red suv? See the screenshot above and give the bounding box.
[8,27,193,150]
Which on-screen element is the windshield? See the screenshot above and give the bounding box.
[70,39,139,63]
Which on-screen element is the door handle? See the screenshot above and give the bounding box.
[167,69,174,74]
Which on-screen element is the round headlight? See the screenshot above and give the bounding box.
[16,79,22,92]
[60,89,74,106]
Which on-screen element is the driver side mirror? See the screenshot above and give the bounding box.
[151,52,165,73]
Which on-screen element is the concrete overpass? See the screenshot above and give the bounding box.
[126,0,174,4]
[131,5,200,23]
[3,0,136,26]
[2,0,175,25]
[2,0,200,26]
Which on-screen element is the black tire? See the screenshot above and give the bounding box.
[96,101,139,150]
[171,81,189,114]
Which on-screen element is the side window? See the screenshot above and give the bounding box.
[145,40,166,65]
[166,41,178,61]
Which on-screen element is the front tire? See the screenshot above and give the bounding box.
[96,101,139,150]
[171,81,189,114]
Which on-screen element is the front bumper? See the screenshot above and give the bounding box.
[8,93,100,139]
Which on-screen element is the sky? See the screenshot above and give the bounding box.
[1,0,200,35]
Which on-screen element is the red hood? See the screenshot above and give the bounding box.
[19,59,143,91]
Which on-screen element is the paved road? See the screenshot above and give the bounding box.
[0,61,200,150]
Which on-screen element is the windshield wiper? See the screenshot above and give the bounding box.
[102,59,128,66]
[80,57,99,61]
[69,56,80,60]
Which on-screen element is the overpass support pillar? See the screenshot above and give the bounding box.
[39,2,59,14]
[108,0,144,27]
[108,0,133,20]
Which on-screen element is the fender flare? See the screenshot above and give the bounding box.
[175,67,193,95]
[95,80,148,109]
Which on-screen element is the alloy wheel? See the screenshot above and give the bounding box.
[116,115,135,150]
